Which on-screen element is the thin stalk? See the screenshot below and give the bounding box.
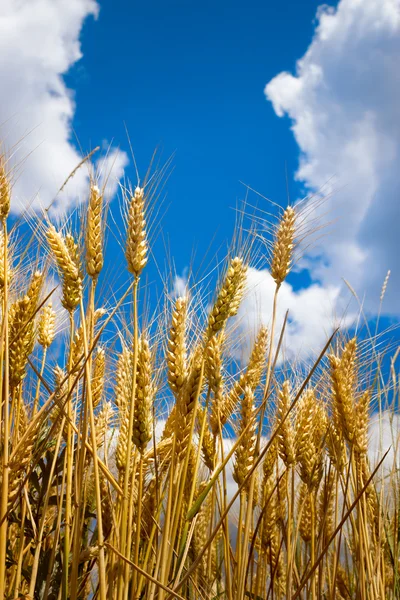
[310,490,316,600]
[118,277,140,599]
[236,492,244,580]
[330,474,341,600]
[32,348,47,416]
[259,284,280,441]
[79,296,107,600]
[159,361,205,598]
[12,499,27,598]
[124,449,139,600]
[148,430,180,600]
[206,480,217,585]
[238,286,280,600]
[176,389,211,567]
[28,423,65,598]
[286,466,294,598]
[62,313,75,600]
[219,426,233,600]
[0,220,10,599]
[43,444,68,599]
[136,490,165,596]
[70,281,96,600]
[131,455,144,600]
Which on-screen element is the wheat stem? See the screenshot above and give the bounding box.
[79,295,107,600]
[62,314,75,600]
[118,277,140,599]
[0,220,10,599]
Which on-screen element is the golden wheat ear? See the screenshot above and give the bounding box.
[276,380,296,467]
[132,335,154,454]
[167,296,188,397]
[126,186,148,277]
[38,303,56,349]
[46,226,82,312]
[0,154,10,220]
[270,205,296,285]
[86,183,104,279]
[0,229,12,292]
[207,256,247,336]
[233,386,257,492]
[46,225,79,281]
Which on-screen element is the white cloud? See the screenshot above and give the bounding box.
[369,410,400,471]
[265,0,400,314]
[171,271,189,299]
[96,148,129,201]
[0,0,124,214]
[231,267,353,363]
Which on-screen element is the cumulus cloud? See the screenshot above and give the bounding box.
[265,0,400,314]
[369,410,400,472]
[96,148,130,200]
[171,271,189,299]
[231,267,353,363]
[0,0,127,214]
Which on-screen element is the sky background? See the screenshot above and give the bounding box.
[1,0,399,363]
[66,0,323,275]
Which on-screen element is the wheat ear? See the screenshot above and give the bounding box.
[0,154,10,220]
[115,344,133,412]
[125,186,148,277]
[167,296,188,396]
[92,347,106,410]
[329,337,357,444]
[276,380,296,467]
[9,271,43,389]
[207,256,247,336]
[86,183,104,278]
[132,336,154,454]
[46,226,79,281]
[38,303,56,348]
[270,206,296,285]
[233,386,257,491]
[0,230,11,291]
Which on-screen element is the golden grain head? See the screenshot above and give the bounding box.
[115,344,133,411]
[8,272,44,389]
[125,186,148,277]
[133,336,154,454]
[0,155,10,220]
[61,276,83,312]
[46,226,79,282]
[86,183,104,278]
[92,346,106,410]
[205,332,224,393]
[167,296,188,395]
[207,256,247,335]
[329,337,357,444]
[270,205,296,285]
[0,229,12,288]
[233,386,256,489]
[38,303,56,348]
[276,379,296,467]
[116,409,130,474]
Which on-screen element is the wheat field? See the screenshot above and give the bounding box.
[0,152,399,600]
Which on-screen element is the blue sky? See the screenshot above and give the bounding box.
[1,0,399,363]
[66,0,323,278]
